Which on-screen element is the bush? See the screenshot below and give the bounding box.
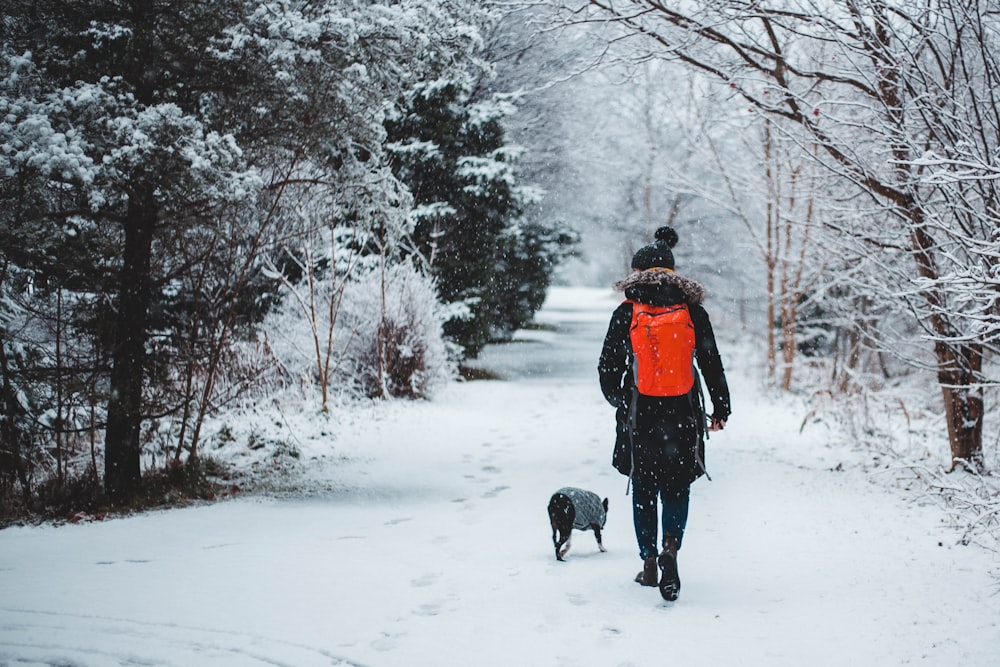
[263,259,456,403]
[341,261,457,399]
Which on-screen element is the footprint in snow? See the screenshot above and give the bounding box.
[410,572,440,588]
[95,559,151,565]
[384,517,411,526]
[413,602,442,617]
[371,631,405,652]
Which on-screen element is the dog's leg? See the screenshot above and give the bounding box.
[592,525,607,553]
[558,536,571,560]
[549,493,575,561]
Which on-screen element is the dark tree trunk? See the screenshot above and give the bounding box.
[909,222,985,470]
[936,341,985,471]
[104,192,157,504]
[0,261,30,506]
[0,337,31,506]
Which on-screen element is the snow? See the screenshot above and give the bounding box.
[1,286,998,666]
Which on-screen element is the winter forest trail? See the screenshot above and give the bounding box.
[1,287,998,667]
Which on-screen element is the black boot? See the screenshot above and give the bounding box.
[634,556,657,586]
[658,535,681,601]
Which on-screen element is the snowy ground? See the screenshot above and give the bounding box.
[1,287,998,666]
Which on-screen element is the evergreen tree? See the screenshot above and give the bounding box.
[1,0,481,506]
[489,219,578,341]
[2,0,259,503]
[387,80,576,357]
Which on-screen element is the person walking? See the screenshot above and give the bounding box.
[598,226,731,601]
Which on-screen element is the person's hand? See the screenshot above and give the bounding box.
[707,417,726,432]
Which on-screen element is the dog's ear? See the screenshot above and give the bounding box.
[603,497,609,512]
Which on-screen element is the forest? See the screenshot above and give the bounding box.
[1,0,998,535]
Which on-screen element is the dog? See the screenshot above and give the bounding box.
[548,487,608,561]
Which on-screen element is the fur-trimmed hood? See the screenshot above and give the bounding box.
[613,269,705,306]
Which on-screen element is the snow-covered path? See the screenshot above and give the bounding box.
[1,287,998,666]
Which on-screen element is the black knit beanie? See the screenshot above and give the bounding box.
[630,226,679,271]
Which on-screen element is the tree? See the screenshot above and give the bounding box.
[545,0,999,469]
[387,78,572,356]
[0,0,483,506]
[489,218,579,339]
[2,0,261,503]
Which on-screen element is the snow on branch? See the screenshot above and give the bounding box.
[897,150,1000,185]
[902,463,1000,555]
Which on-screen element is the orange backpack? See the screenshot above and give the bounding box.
[627,301,696,397]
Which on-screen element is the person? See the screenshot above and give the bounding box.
[598,226,731,601]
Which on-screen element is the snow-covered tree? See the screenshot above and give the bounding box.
[0,0,482,506]
[479,11,748,299]
[542,0,1000,469]
[387,78,572,356]
[1,1,262,503]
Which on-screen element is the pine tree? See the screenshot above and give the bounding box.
[387,80,576,356]
[1,0,483,505]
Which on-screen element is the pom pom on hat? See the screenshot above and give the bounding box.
[653,226,678,247]
[631,226,678,271]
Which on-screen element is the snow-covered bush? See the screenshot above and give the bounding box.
[345,262,457,399]
[263,259,456,404]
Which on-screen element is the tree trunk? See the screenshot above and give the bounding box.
[935,340,984,471]
[104,191,156,504]
[0,262,31,506]
[909,217,984,470]
[0,336,31,506]
[763,123,777,381]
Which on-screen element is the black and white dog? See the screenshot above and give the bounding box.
[548,487,608,561]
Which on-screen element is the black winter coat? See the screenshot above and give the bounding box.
[598,270,731,491]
